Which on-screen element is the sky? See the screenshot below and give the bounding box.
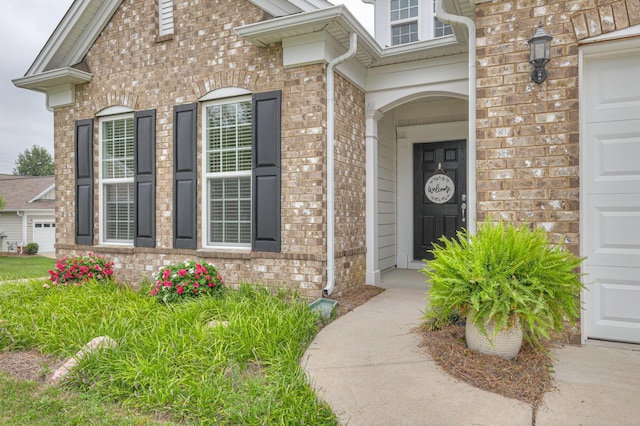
[0,0,374,175]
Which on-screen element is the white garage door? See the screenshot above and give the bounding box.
[583,38,640,344]
[33,222,55,253]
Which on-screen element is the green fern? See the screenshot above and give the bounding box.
[421,221,585,350]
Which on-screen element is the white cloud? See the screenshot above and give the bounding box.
[0,0,73,174]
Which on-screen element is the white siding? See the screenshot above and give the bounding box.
[0,213,23,252]
[378,114,397,271]
[40,187,55,200]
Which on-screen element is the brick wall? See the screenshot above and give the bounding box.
[333,73,367,294]
[475,0,638,343]
[52,0,366,297]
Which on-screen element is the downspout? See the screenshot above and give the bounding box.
[435,0,477,234]
[323,32,358,297]
[16,210,26,253]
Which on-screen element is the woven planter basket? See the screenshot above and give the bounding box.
[465,312,523,360]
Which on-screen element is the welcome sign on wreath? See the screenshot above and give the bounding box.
[425,172,455,204]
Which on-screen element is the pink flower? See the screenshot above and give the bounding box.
[163,269,170,280]
[164,281,172,287]
[177,269,188,277]
[150,288,158,296]
[177,286,183,295]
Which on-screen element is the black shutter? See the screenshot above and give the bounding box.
[134,109,156,247]
[75,118,94,245]
[252,91,281,252]
[173,103,198,249]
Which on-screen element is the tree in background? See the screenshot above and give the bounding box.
[13,145,54,176]
[0,194,5,213]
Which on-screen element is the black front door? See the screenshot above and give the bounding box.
[414,140,466,260]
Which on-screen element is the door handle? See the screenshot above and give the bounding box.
[461,194,466,223]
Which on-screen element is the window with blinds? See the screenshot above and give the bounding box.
[205,98,252,246]
[102,118,134,180]
[159,0,174,37]
[101,115,135,243]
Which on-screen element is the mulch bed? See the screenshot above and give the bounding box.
[0,351,60,382]
[416,323,554,408]
[332,286,554,408]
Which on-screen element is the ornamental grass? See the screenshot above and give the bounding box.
[0,280,336,425]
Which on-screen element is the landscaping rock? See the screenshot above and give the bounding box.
[206,320,230,328]
[48,336,117,384]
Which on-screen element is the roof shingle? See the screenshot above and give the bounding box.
[0,174,55,211]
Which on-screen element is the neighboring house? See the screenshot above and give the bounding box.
[13,0,640,344]
[0,174,56,253]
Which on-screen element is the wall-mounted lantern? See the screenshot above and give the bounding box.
[528,23,553,84]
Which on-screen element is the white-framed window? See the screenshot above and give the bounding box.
[386,0,453,46]
[100,113,134,244]
[390,0,419,45]
[432,1,453,38]
[203,96,252,247]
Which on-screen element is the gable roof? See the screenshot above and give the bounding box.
[0,175,55,211]
[13,0,333,94]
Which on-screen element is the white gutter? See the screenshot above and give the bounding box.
[323,32,358,297]
[435,0,477,234]
[16,210,27,248]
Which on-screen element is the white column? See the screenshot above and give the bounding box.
[396,133,410,269]
[366,108,383,285]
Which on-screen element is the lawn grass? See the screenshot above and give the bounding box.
[0,372,174,425]
[0,280,337,425]
[0,255,55,280]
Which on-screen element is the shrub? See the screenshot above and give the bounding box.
[23,242,39,255]
[48,252,114,286]
[150,259,224,303]
[422,220,585,349]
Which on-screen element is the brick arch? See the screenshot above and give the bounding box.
[191,71,259,99]
[571,0,640,41]
[92,91,138,113]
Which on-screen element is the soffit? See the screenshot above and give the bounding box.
[26,0,123,76]
[247,0,334,16]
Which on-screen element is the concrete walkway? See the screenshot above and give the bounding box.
[302,270,640,425]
